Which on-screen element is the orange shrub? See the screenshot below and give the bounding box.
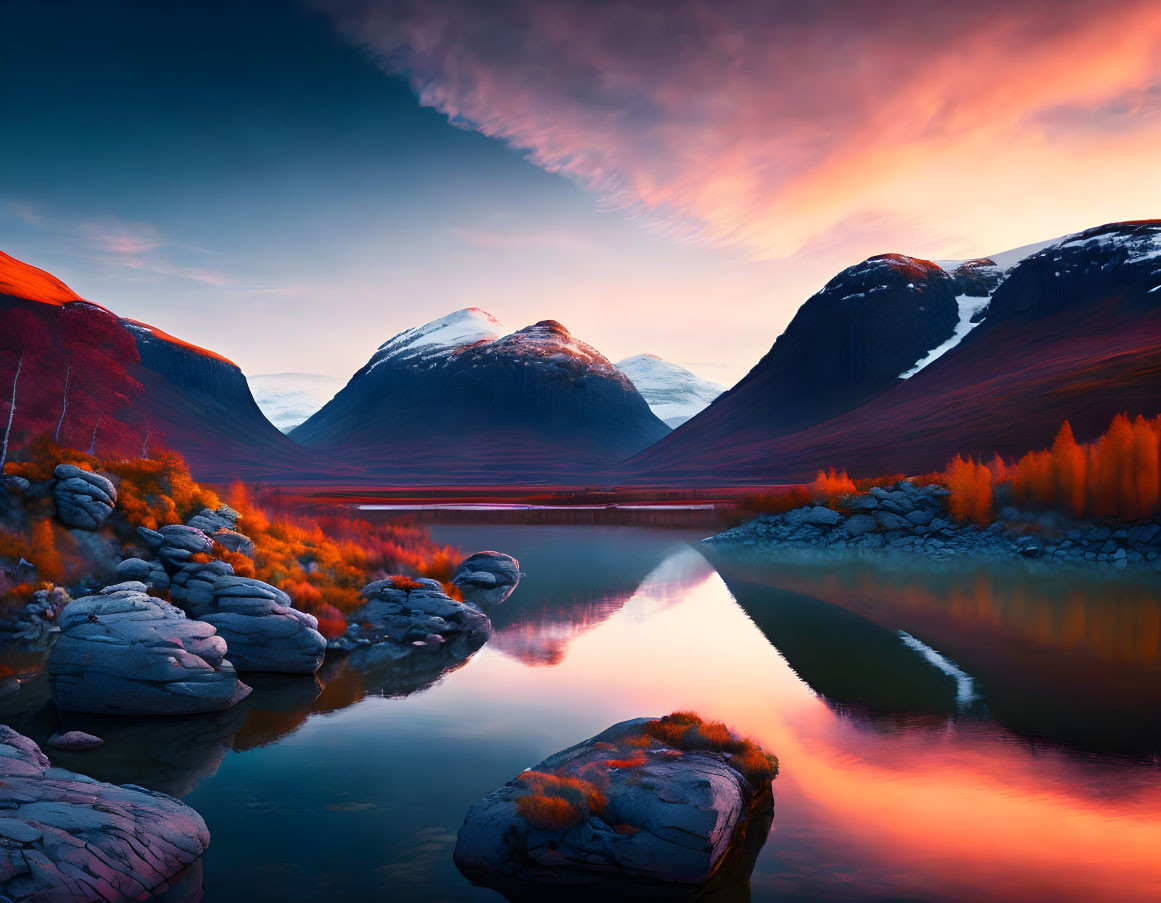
[945,455,993,526]
[312,603,348,640]
[739,486,813,517]
[811,468,857,506]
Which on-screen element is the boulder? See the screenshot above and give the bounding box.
[212,529,255,557]
[170,559,235,611]
[186,505,240,535]
[785,505,843,527]
[48,583,250,715]
[906,508,933,527]
[197,576,326,674]
[874,511,909,531]
[51,464,116,530]
[334,578,492,689]
[454,714,775,898]
[46,730,105,751]
[136,525,165,550]
[0,726,209,902]
[844,514,877,537]
[453,551,523,606]
[156,524,215,573]
[114,557,171,592]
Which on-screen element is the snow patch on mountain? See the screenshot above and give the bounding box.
[900,294,992,379]
[616,354,726,427]
[249,372,345,432]
[367,308,505,373]
[936,234,1067,274]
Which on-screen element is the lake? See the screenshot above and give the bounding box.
[3,519,1160,902]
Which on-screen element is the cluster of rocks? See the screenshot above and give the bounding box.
[0,585,69,646]
[710,482,1161,572]
[454,717,774,899]
[0,725,208,902]
[49,582,251,716]
[334,577,491,656]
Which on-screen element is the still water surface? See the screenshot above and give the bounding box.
[5,522,1161,901]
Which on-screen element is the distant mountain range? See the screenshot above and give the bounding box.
[2,218,1157,487]
[289,310,671,481]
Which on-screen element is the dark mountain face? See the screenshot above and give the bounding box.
[122,321,336,483]
[0,249,332,483]
[624,220,1161,483]
[291,312,670,482]
[626,253,960,473]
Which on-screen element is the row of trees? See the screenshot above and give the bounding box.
[0,303,152,468]
[944,415,1161,525]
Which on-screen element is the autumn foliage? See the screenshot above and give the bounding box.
[510,711,777,834]
[942,415,1161,524]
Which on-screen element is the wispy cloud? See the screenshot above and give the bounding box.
[3,200,45,227]
[449,225,592,251]
[320,0,1161,259]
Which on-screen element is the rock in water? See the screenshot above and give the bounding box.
[0,725,209,902]
[332,577,492,696]
[453,551,523,606]
[454,713,776,899]
[51,464,117,530]
[198,576,327,674]
[48,582,251,715]
[46,730,105,751]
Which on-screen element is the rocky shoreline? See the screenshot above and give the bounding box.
[707,482,1161,573]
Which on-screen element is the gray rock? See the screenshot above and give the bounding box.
[136,525,165,549]
[785,505,843,527]
[48,585,250,715]
[453,551,523,606]
[186,505,240,535]
[211,529,255,556]
[170,559,235,612]
[197,576,326,674]
[844,514,877,537]
[51,464,116,530]
[0,726,208,901]
[46,730,105,751]
[453,717,774,895]
[114,557,171,592]
[874,511,909,531]
[157,524,215,573]
[905,509,933,527]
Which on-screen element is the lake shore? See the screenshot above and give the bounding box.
[704,482,1161,574]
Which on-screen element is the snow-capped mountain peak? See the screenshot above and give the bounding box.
[367,307,504,372]
[616,354,726,428]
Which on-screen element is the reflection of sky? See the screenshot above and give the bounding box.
[167,541,1161,902]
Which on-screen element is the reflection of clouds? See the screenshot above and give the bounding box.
[375,827,458,882]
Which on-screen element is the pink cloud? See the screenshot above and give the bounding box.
[321,0,1161,259]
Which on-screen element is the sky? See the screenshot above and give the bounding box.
[2,0,1159,390]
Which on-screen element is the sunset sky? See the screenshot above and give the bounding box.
[2,0,1159,387]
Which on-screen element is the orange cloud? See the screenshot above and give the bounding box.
[322,0,1161,259]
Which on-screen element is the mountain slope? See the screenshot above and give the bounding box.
[627,220,1161,483]
[615,354,725,428]
[625,253,960,474]
[292,310,670,482]
[0,249,333,482]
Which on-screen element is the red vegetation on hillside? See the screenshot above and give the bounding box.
[0,300,147,465]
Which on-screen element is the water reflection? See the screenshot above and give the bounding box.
[1,525,1159,902]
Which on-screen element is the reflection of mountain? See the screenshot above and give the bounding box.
[430,525,707,666]
[707,547,1161,755]
[704,550,962,718]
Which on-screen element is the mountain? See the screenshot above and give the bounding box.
[615,354,725,428]
[627,220,1161,483]
[291,309,670,482]
[0,249,333,482]
[248,373,345,432]
[624,253,961,474]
